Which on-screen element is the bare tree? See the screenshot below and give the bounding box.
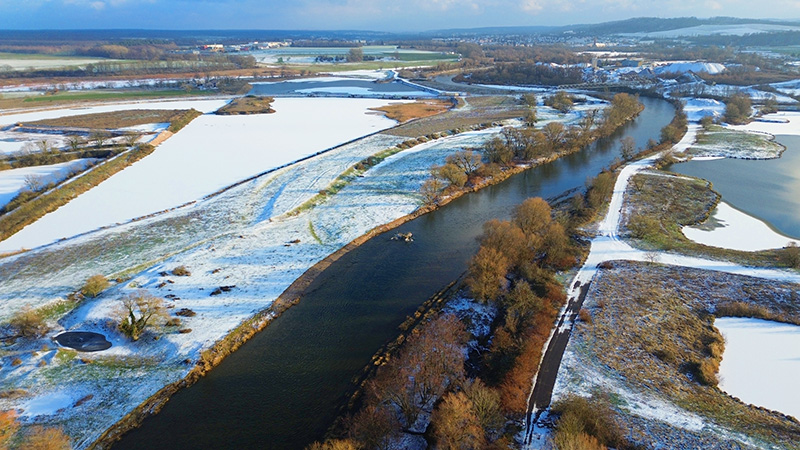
[446,149,483,175]
[24,174,46,192]
[123,132,142,148]
[620,136,636,160]
[116,291,167,341]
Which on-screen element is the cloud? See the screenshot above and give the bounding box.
[90,1,105,9]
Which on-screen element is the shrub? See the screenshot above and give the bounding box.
[22,425,72,450]
[10,307,48,338]
[171,265,191,277]
[578,308,592,324]
[81,274,110,298]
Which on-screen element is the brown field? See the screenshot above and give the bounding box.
[216,96,275,115]
[22,109,190,129]
[369,99,452,123]
[572,262,800,448]
[384,95,527,137]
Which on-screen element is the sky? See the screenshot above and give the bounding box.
[0,0,797,32]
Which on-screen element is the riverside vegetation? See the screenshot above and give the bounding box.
[309,91,684,450]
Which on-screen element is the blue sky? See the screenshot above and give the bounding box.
[0,0,795,31]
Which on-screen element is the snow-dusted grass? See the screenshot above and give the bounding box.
[0,121,501,448]
[0,98,404,253]
[716,317,800,421]
[683,202,799,251]
[688,125,784,159]
[0,159,96,208]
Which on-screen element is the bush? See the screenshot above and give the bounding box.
[81,274,110,298]
[10,307,48,338]
[171,265,191,277]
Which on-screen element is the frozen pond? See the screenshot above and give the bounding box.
[682,201,799,251]
[249,79,436,98]
[716,317,800,420]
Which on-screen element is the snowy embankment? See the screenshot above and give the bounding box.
[0,97,405,253]
[681,111,800,250]
[716,317,800,421]
[0,159,96,208]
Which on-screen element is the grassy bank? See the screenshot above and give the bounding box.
[571,261,800,448]
[623,170,795,267]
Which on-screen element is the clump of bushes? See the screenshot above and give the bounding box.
[81,274,110,298]
[171,266,191,277]
[116,291,167,341]
[9,307,48,338]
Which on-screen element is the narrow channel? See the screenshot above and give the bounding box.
[113,97,675,449]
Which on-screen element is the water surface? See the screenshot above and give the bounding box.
[669,135,800,239]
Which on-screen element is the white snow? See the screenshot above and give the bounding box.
[21,391,76,417]
[0,159,96,208]
[716,317,800,420]
[683,98,725,122]
[683,202,799,251]
[0,98,229,125]
[654,61,726,75]
[0,97,404,253]
[729,111,800,137]
[293,86,434,97]
[627,24,800,38]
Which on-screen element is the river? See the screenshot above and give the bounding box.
[669,135,800,239]
[113,97,675,450]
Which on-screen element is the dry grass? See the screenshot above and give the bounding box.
[624,171,791,267]
[368,99,451,123]
[21,109,189,129]
[576,262,800,448]
[216,96,275,115]
[384,95,526,137]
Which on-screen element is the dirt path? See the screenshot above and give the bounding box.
[522,124,800,446]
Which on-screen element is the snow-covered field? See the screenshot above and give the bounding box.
[0,159,96,208]
[683,202,799,251]
[0,97,405,252]
[0,98,228,123]
[730,111,800,136]
[716,317,800,420]
[0,104,504,447]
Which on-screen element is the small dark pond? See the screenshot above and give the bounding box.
[54,331,111,352]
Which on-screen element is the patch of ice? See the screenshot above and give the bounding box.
[21,391,75,417]
[716,317,800,420]
[683,202,799,251]
[729,111,800,137]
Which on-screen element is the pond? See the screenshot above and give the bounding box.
[716,317,800,420]
[249,79,436,98]
[669,135,800,240]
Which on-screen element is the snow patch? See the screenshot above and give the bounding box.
[683,202,799,251]
[716,317,800,420]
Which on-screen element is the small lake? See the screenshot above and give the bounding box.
[669,135,800,239]
[716,317,800,420]
[249,79,436,98]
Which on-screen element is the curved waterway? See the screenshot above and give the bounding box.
[113,97,674,449]
[669,135,800,239]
